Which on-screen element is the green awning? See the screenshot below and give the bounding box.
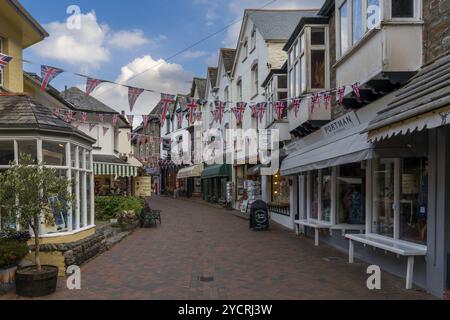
[201,164,231,179]
[94,162,139,177]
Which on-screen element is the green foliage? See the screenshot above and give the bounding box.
[95,196,145,221]
[0,240,29,269]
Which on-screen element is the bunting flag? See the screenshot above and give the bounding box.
[234,102,247,124]
[176,111,183,128]
[215,101,225,125]
[323,92,331,111]
[86,78,107,96]
[99,114,105,123]
[102,126,109,136]
[53,108,61,118]
[40,65,64,91]
[112,114,119,128]
[352,83,361,101]
[337,86,346,106]
[293,98,301,118]
[74,118,81,129]
[65,110,73,124]
[187,98,199,125]
[128,87,145,112]
[143,115,149,129]
[0,53,13,69]
[257,102,267,124]
[127,115,134,126]
[160,94,176,127]
[89,123,96,132]
[250,104,258,118]
[311,93,320,113]
[81,112,88,123]
[274,101,286,120]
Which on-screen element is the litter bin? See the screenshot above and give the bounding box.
[250,200,269,231]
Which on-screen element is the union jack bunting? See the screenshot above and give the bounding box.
[99,114,105,123]
[293,98,301,118]
[250,104,258,118]
[74,118,80,129]
[143,115,149,129]
[0,53,13,69]
[53,108,61,118]
[102,126,109,136]
[337,86,346,105]
[127,115,134,126]
[352,83,361,101]
[257,102,267,124]
[85,78,107,96]
[40,65,64,91]
[160,94,176,127]
[128,86,144,112]
[187,98,199,125]
[176,111,183,128]
[81,112,88,123]
[65,110,73,124]
[112,114,119,128]
[323,92,332,111]
[89,123,96,132]
[233,102,247,124]
[274,101,286,120]
[215,101,226,125]
[311,93,321,113]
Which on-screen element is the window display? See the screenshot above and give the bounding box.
[310,170,319,220]
[271,172,289,204]
[321,168,332,222]
[372,158,395,237]
[337,163,365,225]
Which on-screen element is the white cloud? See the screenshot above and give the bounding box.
[91,55,193,116]
[107,30,149,49]
[182,50,209,59]
[31,11,159,68]
[206,52,219,67]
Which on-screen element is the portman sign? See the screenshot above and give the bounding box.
[321,111,360,137]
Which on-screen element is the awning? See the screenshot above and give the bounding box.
[94,162,139,177]
[201,164,232,179]
[177,164,204,179]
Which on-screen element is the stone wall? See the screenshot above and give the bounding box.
[423,0,450,63]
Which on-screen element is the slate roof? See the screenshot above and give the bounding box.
[208,67,218,88]
[247,9,318,41]
[93,154,127,164]
[0,93,94,143]
[191,78,207,100]
[367,52,450,131]
[62,87,118,114]
[221,48,236,73]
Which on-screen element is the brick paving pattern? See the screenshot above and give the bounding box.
[2,196,434,300]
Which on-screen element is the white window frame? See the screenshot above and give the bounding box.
[251,64,258,96]
[386,0,422,21]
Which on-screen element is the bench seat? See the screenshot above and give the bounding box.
[294,220,333,246]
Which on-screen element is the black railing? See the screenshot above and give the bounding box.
[268,203,290,217]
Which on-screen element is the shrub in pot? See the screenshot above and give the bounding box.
[0,155,73,297]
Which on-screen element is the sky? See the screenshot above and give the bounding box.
[21,0,324,121]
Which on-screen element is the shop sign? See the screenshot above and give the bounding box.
[321,111,360,138]
[134,176,152,197]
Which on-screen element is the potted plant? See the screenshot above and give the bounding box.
[0,155,73,297]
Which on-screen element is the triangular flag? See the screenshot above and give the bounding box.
[127,115,134,126]
[40,65,64,91]
[143,115,149,128]
[0,53,13,70]
[215,101,225,125]
[112,114,119,128]
[81,112,88,123]
[102,126,109,136]
[293,98,301,118]
[128,87,144,112]
[86,78,107,96]
[160,94,176,127]
[337,86,346,106]
[257,102,267,124]
[65,110,73,124]
[89,123,96,132]
[99,114,105,123]
[187,98,199,125]
[53,108,61,118]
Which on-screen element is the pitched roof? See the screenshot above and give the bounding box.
[93,154,127,165]
[190,78,207,100]
[246,9,318,41]
[367,52,450,131]
[62,87,119,114]
[0,93,94,143]
[208,67,218,88]
[220,48,236,73]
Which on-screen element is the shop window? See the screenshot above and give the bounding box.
[392,0,414,18]
[42,141,66,166]
[310,170,320,220]
[400,158,428,244]
[321,168,332,222]
[337,163,366,224]
[17,140,37,164]
[272,172,289,205]
[71,144,77,167]
[0,140,14,165]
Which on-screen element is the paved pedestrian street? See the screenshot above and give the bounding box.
[2,196,433,300]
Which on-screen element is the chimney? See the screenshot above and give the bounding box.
[64,86,68,98]
[121,110,125,115]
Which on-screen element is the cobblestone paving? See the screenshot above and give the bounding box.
[2,196,434,300]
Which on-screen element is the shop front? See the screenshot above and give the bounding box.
[202,164,231,204]
[176,164,203,197]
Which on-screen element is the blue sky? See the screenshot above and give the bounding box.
[20,0,324,117]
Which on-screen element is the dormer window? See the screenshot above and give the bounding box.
[288,26,328,98]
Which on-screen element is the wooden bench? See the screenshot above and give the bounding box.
[345,233,427,289]
[295,219,333,246]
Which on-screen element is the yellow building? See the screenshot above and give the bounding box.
[0,0,48,92]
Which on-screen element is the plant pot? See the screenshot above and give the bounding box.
[0,266,18,293]
[15,265,59,298]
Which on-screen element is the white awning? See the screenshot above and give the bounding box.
[94,162,139,177]
[177,164,204,179]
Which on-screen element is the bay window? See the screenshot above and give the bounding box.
[352,0,363,44]
[0,140,14,165]
[391,0,414,18]
[339,1,349,55]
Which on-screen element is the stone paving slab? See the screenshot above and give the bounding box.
[1,196,434,300]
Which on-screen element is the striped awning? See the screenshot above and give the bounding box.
[94,162,139,177]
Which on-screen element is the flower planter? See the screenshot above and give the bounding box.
[15,265,59,298]
[0,266,17,293]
